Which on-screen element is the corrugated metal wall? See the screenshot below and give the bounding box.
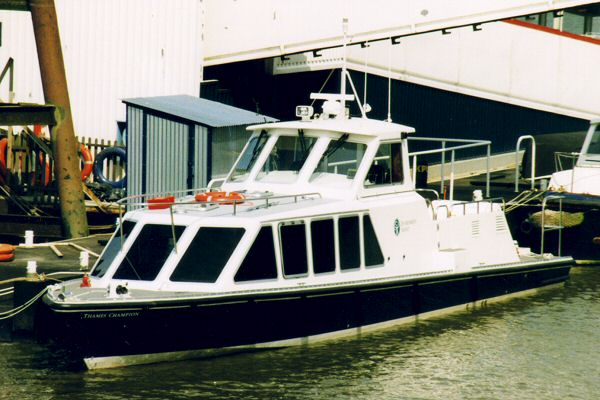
[126,107,144,201]
[126,106,209,200]
[194,125,209,188]
[145,115,189,195]
[0,0,204,140]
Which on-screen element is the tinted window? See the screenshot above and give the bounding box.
[171,227,245,283]
[311,139,367,179]
[91,220,136,277]
[113,224,185,281]
[235,227,277,282]
[339,216,360,270]
[280,223,308,277]
[364,142,403,187]
[363,215,384,267]
[311,219,335,274]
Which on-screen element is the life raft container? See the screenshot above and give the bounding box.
[93,146,126,189]
[148,195,175,210]
[194,191,245,205]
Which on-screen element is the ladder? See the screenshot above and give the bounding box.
[540,195,564,256]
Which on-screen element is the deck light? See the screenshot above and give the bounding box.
[296,105,314,120]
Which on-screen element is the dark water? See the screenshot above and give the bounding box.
[1,267,600,400]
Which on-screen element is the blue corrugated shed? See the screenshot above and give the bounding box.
[123,95,277,128]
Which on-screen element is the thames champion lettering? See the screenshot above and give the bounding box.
[82,312,140,319]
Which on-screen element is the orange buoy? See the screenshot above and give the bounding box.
[0,244,16,254]
[195,191,245,205]
[0,253,14,262]
[148,195,175,210]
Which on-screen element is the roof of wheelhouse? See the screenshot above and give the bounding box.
[248,117,415,140]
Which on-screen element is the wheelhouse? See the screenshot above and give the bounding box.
[221,118,415,199]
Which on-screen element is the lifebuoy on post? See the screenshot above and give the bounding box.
[93,146,127,189]
[80,144,93,182]
[0,138,7,183]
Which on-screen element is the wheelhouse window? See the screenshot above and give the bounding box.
[256,133,317,183]
[228,130,269,182]
[91,220,136,278]
[363,215,384,267]
[171,227,245,283]
[579,124,600,166]
[235,226,278,282]
[364,142,403,186]
[339,216,360,270]
[311,218,336,274]
[113,224,185,281]
[310,135,367,187]
[280,222,308,277]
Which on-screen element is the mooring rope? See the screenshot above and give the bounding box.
[0,286,49,320]
[504,190,546,213]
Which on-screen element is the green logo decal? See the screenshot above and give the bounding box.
[394,219,401,236]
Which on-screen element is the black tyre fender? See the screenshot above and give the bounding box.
[93,147,127,189]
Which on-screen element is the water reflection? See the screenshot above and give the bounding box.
[2,267,600,400]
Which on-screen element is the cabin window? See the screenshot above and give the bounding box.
[311,219,336,274]
[256,134,317,183]
[113,224,185,281]
[228,130,269,182]
[580,124,600,165]
[339,216,360,270]
[235,226,278,282]
[364,142,403,186]
[363,215,384,267]
[280,222,308,277]
[171,227,245,283]
[91,220,136,278]
[310,136,367,185]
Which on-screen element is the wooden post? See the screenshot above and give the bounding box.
[29,0,88,238]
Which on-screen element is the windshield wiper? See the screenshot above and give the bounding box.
[245,130,268,170]
[323,133,349,158]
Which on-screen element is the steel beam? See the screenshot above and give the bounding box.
[0,103,57,126]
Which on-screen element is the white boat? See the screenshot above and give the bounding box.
[39,74,573,369]
[508,119,600,261]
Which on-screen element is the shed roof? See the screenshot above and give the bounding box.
[123,95,277,128]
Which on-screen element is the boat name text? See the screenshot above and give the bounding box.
[82,312,140,319]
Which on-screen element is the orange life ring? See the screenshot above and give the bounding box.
[0,252,15,262]
[195,191,245,205]
[0,138,7,183]
[80,144,93,182]
[0,244,16,254]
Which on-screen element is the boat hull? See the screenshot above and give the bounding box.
[38,260,572,369]
[507,192,600,262]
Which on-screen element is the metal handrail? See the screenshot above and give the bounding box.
[434,197,505,220]
[515,135,536,192]
[540,195,564,257]
[408,137,492,200]
[115,191,323,251]
[414,188,440,200]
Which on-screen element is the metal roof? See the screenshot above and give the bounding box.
[123,95,277,128]
[249,117,415,140]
